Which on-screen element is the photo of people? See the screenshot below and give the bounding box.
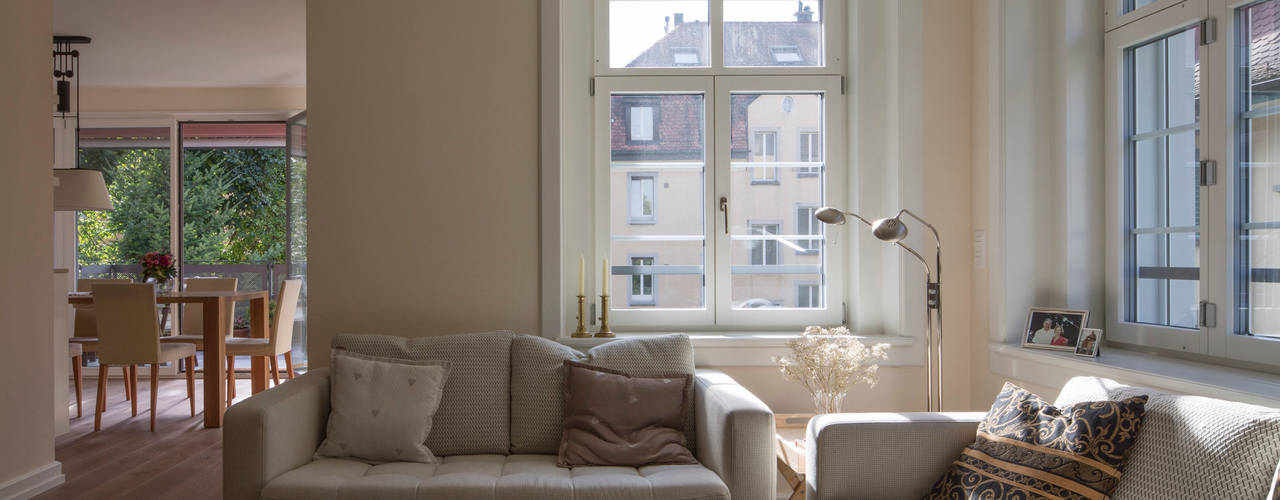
[1075,329,1102,358]
[1021,308,1090,352]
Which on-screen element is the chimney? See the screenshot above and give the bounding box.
[795,2,813,22]
[674,12,684,26]
[664,15,670,33]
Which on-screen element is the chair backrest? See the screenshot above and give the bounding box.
[182,277,237,335]
[92,283,161,365]
[270,280,302,355]
[73,278,132,339]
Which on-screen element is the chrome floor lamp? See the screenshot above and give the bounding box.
[815,207,943,411]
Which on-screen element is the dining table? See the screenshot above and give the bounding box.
[68,289,271,428]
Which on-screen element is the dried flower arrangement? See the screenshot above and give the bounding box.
[773,325,890,414]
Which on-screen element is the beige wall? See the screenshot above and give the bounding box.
[0,0,58,489]
[79,86,305,113]
[305,0,541,367]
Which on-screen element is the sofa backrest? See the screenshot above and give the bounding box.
[1055,376,1280,500]
[509,333,697,454]
[331,331,514,456]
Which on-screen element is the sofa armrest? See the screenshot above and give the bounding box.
[695,369,776,500]
[223,368,331,500]
[805,412,984,500]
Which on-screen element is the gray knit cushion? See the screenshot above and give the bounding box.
[1055,376,1280,500]
[332,332,514,456]
[509,334,696,454]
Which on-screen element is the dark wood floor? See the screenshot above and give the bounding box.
[36,375,259,500]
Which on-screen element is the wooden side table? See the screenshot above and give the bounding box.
[776,413,814,500]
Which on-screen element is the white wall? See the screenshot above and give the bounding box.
[0,0,62,496]
[970,0,1106,405]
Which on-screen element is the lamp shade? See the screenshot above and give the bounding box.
[870,217,908,242]
[53,169,113,211]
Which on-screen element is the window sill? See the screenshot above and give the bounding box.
[988,343,1280,407]
[557,332,917,367]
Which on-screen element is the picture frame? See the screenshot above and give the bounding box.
[1075,328,1102,358]
[1021,308,1090,352]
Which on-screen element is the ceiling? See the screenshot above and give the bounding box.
[53,0,304,88]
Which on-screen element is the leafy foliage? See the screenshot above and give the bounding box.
[76,146,288,266]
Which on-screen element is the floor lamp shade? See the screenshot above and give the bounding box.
[54,169,113,211]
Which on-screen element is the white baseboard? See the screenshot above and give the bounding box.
[0,462,64,500]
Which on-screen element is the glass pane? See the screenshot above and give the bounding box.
[1237,0,1280,338]
[609,93,706,309]
[610,0,709,68]
[723,0,822,67]
[76,127,172,282]
[1122,0,1159,16]
[286,113,308,370]
[729,92,825,309]
[1125,25,1200,328]
[181,122,288,329]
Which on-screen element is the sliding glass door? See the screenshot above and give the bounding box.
[76,127,173,281]
[285,112,308,370]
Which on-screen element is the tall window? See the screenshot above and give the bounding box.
[1106,0,1280,365]
[595,0,843,329]
[76,128,172,281]
[750,130,779,183]
[629,255,656,306]
[798,131,821,176]
[628,173,657,224]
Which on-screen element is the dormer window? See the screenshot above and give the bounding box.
[770,46,803,64]
[672,47,700,65]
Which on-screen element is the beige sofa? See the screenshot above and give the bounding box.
[805,376,1280,499]
[223,332,776,500]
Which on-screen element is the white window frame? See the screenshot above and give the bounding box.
[750,128,780,184]
[594,75,844,331]
[1105,0,1280,366]
[797,130,821,176]
[747,220,782,265]
[795,204,820,254]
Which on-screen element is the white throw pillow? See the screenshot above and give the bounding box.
[315,350,450,463]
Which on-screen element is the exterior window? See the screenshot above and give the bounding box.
[749,222,780,265]
[1124,24,1200,330]
[628,173,657,224]
[628,104,657,142]
[798,131,820,176]
[750,130,779,183]
[672,47,700,65]
[770,46,803,64]
[628,255,656,306]
[795,205,819,253]
[796,282,819,308]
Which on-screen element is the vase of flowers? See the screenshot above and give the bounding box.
[773,326,890,414]
[139,251,176,293]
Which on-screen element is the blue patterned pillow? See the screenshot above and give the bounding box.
[923,383,1148,500]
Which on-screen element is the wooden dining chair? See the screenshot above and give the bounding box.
[69,342,83,419]
[69,278,135,402]
[225,280,301,403]
[92,283,197,432]
[160,277,237,371]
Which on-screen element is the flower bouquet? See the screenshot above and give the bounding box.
[139,251,177,291]
[773,325,890,414]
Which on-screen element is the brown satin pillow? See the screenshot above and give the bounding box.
[557,360,696,467]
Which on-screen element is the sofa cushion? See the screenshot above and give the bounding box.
[558,361,696,467]
[509,334,697,455]
[1055,376,1280,500]
[259,455,730,500]
[332,332,514,456]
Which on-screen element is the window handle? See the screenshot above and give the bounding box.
[719,196,728,234]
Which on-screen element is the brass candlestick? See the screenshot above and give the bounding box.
[571,294,590,338]
[595,294,615,337]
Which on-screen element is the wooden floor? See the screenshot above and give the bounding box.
[36,375,259,500]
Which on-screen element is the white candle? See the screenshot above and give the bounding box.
[602,258,609,296]
[577,254,585,296]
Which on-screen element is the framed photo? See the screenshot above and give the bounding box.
[1075,328,1102,358]
[1021,308,1090,352]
